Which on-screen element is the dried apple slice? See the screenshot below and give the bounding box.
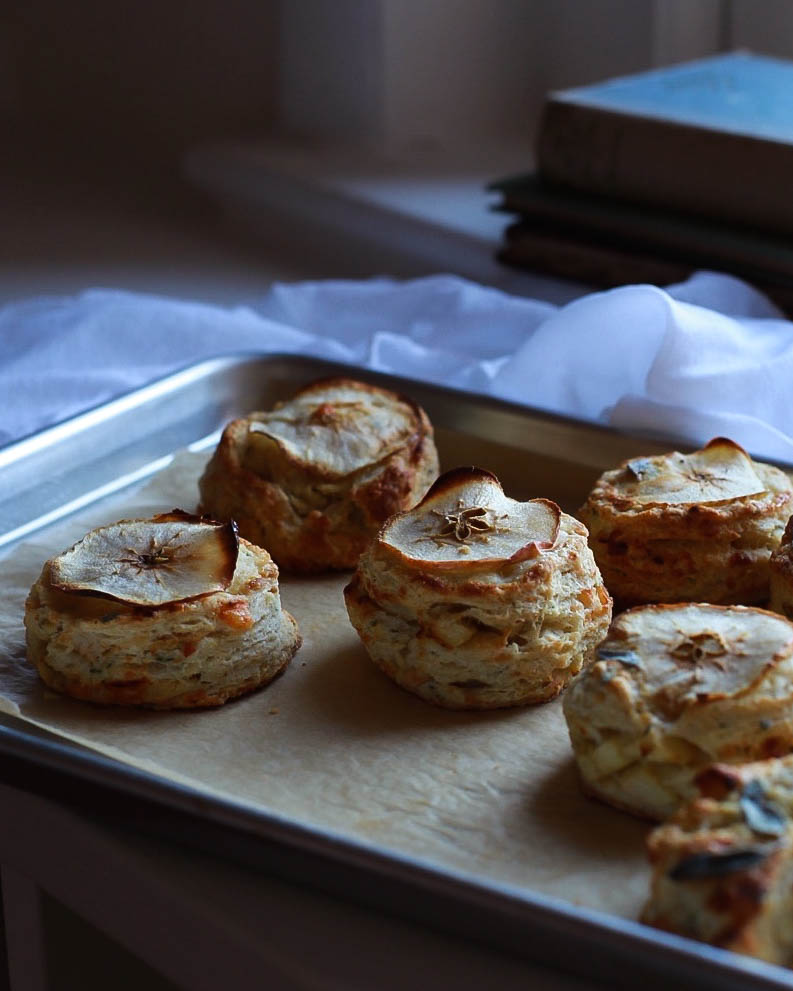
[610,604,793,720]
[381,467,561,569]
[246,382,418,477]
[623,438,765,505]
[49,511,239,606]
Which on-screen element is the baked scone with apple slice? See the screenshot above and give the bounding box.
[579,438,793,608]
[344,467,612,709]
[198,377,439,573]
[642,756,793,965]
[563,603,793,821]
[24,510,301,708]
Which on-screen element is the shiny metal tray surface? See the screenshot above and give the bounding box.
[1,354,790,991]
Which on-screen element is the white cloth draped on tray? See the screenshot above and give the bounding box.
[2,270,793,462]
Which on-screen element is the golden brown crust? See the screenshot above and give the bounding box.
[24,531,302,709]
[198,378,439,573]
[579,441,793,607]
[27,628,299,708]
[642,756,793,965]
[769,517,793,620]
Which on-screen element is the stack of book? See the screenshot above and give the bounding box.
[491,52,793,311]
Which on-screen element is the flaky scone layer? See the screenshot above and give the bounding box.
[643,757,793,965]
[345,510,612,709]
[198,377,439,573]
[563,603,793,821]
[25,539,301,708]
[581,452,793,607]
[769,516,793,620]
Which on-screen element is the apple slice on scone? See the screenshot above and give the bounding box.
[622,437,766,506]
[49,510,239,606]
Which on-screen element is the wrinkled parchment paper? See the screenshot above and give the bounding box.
[0,451,649,917]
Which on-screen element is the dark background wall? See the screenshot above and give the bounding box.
[3,1,280,187]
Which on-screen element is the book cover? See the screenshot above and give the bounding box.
[536,52,793,234]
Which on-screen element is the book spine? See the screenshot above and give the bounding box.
[495,182,793,283]
[498,224,793,316]
[500,222,693,288]
[536,100,793,235]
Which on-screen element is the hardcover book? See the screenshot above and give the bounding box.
[536,52,793,234]
[490,173,793,286]
[496,220,793,316]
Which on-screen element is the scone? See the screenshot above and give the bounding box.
[770,516,793,619]
[563,603,793,820]
[579,437,793,607]
[24,510,301,708]
[643,756,793,965]
[198,377,439,573]
[344,467,612,709]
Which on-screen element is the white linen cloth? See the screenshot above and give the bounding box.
[2,270,793,462]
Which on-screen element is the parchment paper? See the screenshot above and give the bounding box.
[0,451,649,918]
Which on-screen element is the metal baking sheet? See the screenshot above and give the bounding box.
[1,354,791,991]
